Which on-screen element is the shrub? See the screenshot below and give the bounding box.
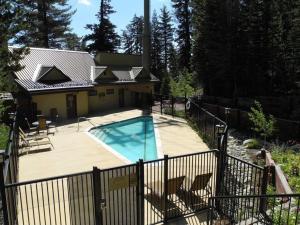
[248,101,276,144]
[170,68,196,97]
[0,124,9,149]
[244,139,261,149]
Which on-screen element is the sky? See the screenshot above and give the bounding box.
[69,0,172,37]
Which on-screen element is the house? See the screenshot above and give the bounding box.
[12,47,159,119]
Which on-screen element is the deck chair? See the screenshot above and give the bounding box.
[178,173,213,208]
[147,176,185,212]
[25,117,37,133]
[20,134,53,153]
[147,176,186,198]
[19,127,48,140]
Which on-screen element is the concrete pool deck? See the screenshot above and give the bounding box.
[19,109,209,182]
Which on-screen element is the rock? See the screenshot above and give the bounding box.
[243,139,256,145]
[290,144,300,152]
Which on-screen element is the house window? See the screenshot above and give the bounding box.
[88,90,97,96]
[106,89,114,95]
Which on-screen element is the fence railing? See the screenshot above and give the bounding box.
[0,113,20,225]
[143,150,218,224]
[5,171,94,225]
[3,150,220,225]
[1,95,297,225]
[208,194,300,225]
[149,93,228,151]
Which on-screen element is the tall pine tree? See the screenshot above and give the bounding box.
[121,15,144,54]
[151,11,164,79]
[84,0,120,53]
[159,6,174,71]
[172,0,192,70]
[15,0,76,49]
[0,0,28,92]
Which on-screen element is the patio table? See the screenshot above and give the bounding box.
[32,120,52,127]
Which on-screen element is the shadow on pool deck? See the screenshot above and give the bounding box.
[19,109,209,181]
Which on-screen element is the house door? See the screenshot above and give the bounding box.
[119,88,125,107]
[66,94,77,119]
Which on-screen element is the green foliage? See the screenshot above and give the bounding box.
[170,69,196,97]
[272,209,298,225]
[85,0,120,53]
[159,6,174,71]
[248,101,276,140]
[160,72,171,96]
[15,0,76,48]
[0,125,9,149]
[271,145,300,193]
[171,0,192,70]
[150,11,164,79]
[164,108,186,119]
[192,0,300,97]
[1,1,28,93]
[244,139,261,149]
[121,15,144,54]
[63,33,82,51]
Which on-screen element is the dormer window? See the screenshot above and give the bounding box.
[33,65,71,84]
[132,67,150,81]
[91,66,118,83]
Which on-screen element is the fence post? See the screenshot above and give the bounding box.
[160,95,163,115]
[0,151,9,225]
[150,92,153,114]
[260,166,269,214]
[137,159,144,225]
[184,92,187,118]
[163,155,169,223]
[171,96,174,117]
[93,167,102,225]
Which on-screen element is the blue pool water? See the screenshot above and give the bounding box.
[89,116,158,162]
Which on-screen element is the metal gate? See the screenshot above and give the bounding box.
[93,164,142,225]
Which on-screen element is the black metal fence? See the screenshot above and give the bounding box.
[5,171,94,225]
[208,194,300,225]
[143,150,218,224]
[0,113,20,225]
[149,93,228,151]
[1,95,298,225]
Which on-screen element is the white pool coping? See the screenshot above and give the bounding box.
[85,116,164,164]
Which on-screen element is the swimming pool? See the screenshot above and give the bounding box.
[89,116,159,162]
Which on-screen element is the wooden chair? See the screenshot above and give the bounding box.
[25,117,37,133]
[19,127,47,140]
[38,117,48,134]
[146,176,186,212]
[147,176,186,198]
[19,132,53,154]
[179,173,213,208]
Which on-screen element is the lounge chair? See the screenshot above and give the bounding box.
[178,173,213,208]
[147,176,186,198]
[19,127,47,140]
[146,176,186,214]
[20,132,53,149]
[25,117,37,133]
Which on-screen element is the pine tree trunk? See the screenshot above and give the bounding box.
[37,0,49,48]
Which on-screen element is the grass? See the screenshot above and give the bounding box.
[163,108,186,119]
[270,144,300,193]
[0,124,9,149]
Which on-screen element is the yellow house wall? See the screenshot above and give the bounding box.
[32,91,89,119]
[88,83,154,113]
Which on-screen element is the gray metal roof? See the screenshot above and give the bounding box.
[10,47,159,92]
[12,47,95,81]
[16,80,93,92]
